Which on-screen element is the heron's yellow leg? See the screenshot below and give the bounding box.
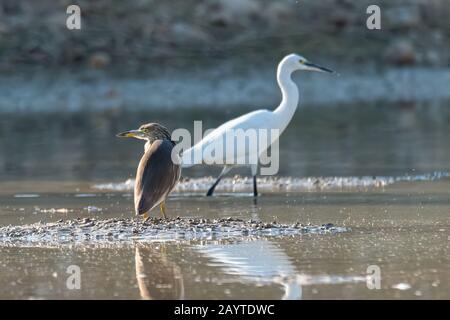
[160,201,167,219]
[142,212,150,223]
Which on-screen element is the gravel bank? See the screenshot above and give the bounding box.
[0,217,348,245]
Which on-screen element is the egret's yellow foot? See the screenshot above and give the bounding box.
[143,212,150,223]
[160,202,167,219]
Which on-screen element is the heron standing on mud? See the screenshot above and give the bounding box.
[117,123,181,220]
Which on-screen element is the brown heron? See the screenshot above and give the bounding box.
[117,123,181,220]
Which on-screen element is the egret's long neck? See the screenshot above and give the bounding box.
[273,64,299,131]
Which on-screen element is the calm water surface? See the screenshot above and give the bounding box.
[0,102,449,299]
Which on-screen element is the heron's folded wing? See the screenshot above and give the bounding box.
[134,139,180,215]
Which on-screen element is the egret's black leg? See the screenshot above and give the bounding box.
[253,175,258,197]
[207,177,223,196]
[207,166,231,197]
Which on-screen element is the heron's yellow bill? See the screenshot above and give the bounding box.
[116,129,143,138]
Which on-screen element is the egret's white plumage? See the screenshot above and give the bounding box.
[181,53,334,196]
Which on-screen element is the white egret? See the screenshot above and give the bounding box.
[181,53,335,196]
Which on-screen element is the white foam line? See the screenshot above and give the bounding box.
[92,171,450,193]
[14,194,40,198]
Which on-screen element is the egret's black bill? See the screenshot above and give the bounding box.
[305,62,335,74]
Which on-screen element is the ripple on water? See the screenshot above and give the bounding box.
[74,193,98,198]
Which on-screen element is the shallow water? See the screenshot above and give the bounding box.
[1,102,450,299]
[1,184,450,299]
[1,102,450,182]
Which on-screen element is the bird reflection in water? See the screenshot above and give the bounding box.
[135,244,185,300]
[135,239,363,299]
[196,239,366,299]
[197,239,303,299]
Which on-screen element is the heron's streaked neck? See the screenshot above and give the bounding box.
[273,64,299,130]
[144,138,175,152]
[144,140,151,152]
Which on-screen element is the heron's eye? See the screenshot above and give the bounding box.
[299,59,305,64]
